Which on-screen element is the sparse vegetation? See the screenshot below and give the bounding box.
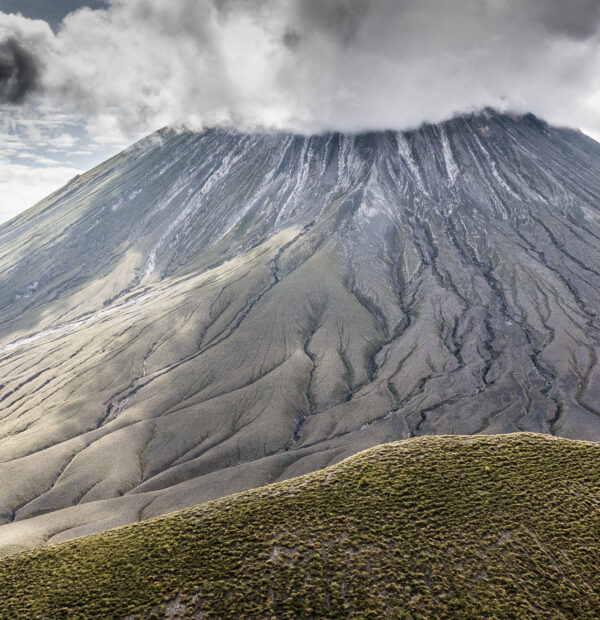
[1,433,600,618]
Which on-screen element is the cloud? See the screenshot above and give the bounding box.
[0,103,118,219]
[532,0,600,39]
[1,0,600,138]
[0,161,80,223]
[0,38,39,103]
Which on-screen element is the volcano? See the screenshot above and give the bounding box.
[1,110,600,551]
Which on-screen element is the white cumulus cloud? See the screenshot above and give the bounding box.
[1,0,600,139]
[0,161,80,223]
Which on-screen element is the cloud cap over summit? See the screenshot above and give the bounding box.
[1,0,600,139]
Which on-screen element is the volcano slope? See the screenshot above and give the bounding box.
[1,434,600,619]
[1,111,600,551]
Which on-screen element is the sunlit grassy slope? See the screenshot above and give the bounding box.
[1,433,600,618]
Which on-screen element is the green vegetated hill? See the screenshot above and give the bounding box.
[1,433,600,619]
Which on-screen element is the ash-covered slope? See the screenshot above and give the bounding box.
[1,111,600,550]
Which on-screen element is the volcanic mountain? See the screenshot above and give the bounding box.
[1,111,600,552]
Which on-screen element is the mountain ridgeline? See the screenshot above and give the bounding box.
[0,111,600,550]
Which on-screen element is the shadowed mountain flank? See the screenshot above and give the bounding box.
[1,111,600,549]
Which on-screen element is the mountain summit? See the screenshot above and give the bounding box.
[1,111,600,550]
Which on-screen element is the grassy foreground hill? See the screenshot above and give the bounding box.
[1,433,600,618]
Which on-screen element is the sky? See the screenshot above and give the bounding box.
[1,0,600,223]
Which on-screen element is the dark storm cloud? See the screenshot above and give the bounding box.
[281,29,300,51]
[294,0,371,45]
[533,0,600,40]
[0,38,38,103]
[1,0,600,138]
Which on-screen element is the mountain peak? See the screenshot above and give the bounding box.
[0,111,599,550]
